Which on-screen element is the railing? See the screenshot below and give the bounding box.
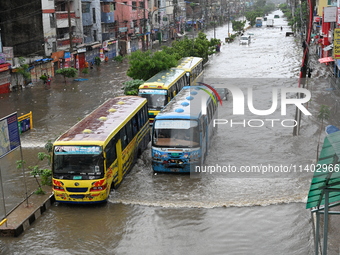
[18,111,33,134]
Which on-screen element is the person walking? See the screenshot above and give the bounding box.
[46,75,51,86]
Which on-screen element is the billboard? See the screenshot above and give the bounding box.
[0,113,21,158]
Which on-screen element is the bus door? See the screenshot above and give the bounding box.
[115,139,123,184]
[185,72,190,86]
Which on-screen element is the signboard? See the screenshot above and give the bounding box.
[0,113,21,158]
[154,120,197,129]
[0,54,6,64]
[64,51,71,62]
[324,6,337,22]
[138,89,167,95]
[333,28,340,59]
[54,145,102,155]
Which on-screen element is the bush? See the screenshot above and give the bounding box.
[114,55,124,63]
[122,79,144,95]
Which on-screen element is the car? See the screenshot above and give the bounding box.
[239,35,251,45]
[215,87,229,100]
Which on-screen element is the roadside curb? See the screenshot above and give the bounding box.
[0,189,54,237]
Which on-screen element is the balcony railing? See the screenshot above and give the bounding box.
[56,11,76,19]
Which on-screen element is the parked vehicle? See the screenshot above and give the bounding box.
[240,35,251,45]
[255,17,263,27]
[266,19,274,27]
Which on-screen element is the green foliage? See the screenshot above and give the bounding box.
[122,79,144,95]
[114,55,124,63]
[94,56,101,66]
[40,74,48,82]
[82,68,89,75]
[127,50,178,80]
[245,10,264,26]
[17,57,31,84]
[232,20,247,34]
[162,32,213,62]
[245,0,276,26]
[56,67,78,83]
[316,105,331,161]
[16,141,53,195]
[317,105,330,121]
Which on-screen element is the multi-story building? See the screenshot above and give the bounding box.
[0,0,185,73]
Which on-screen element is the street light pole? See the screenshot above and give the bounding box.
[142,0,146,51]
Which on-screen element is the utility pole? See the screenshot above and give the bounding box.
[293,0,313,136]
[142,0,146,51]
[173,0,177,38]
[67,0,73,51]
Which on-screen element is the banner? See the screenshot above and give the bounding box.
[333,28,340,59]
[0,113,21,158]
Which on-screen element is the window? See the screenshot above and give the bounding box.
[93,30,97,41]
[105,139,117,167]
[82,3,90,13]
[140,1,145,9]
[132,1,137,10]
[120,129,128,150]
[49,13,56,28]
[125,121,133,144]
[92,8,96,23]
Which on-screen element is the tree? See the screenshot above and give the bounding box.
[16,57,31,86]
[127,50,178,80]
[16,140,53,195]
[56,67,78,83]
[122,79,144,95]
[232,20,247,34]
[162,32,213,63]
[316,105,330,161]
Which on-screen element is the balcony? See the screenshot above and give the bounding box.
[56,11,77,28]
[57,37,83,47]
[101,12,115,23]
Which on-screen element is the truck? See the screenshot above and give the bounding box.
[255,17,263,27]
[266,19,274,27]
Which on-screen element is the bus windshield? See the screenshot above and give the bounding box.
[152,120,200,148]
[138,89,167,109]
[53,146,104,179]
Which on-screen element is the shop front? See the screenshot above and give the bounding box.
[0,63,11,94]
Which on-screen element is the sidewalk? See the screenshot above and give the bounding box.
[0,186,54,237]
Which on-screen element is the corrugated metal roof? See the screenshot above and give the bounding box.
[306,131,340,209]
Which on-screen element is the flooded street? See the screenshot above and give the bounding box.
[0,10,337,254]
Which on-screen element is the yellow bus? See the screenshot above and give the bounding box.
[52,96,150,204]
[177,57,204,86]
[138,68,187,124]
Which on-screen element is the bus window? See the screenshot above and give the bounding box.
[105,139,117,167]
[132,115,138,135]
[125,121,133,144]
[120,129,128,149]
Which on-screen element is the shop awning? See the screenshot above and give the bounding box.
[318,57,334,63]
[306,131,340,209]
[91,43,102,49]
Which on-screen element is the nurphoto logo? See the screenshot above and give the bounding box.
[210,85,312,128]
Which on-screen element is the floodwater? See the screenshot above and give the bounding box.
[0,9,338,254]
